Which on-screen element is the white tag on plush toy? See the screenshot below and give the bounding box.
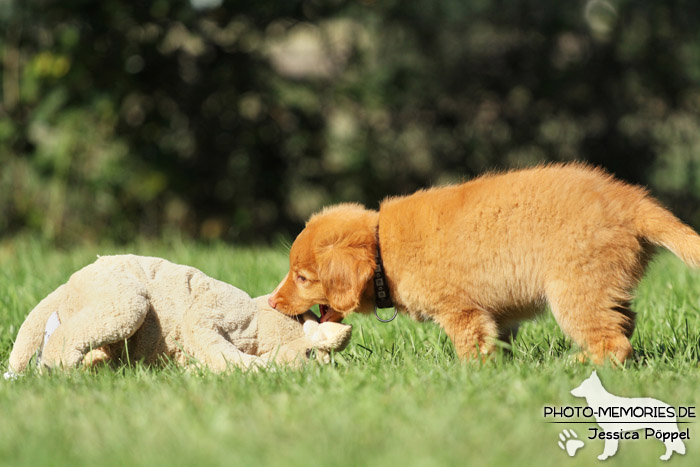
[36,311,61,367]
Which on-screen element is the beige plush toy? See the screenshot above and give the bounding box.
[4,255,352,378]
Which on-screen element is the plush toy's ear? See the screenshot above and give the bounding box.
[303,321,352,352]
[315,232,375,313]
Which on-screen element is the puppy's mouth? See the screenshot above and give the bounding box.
[319,304,344,323]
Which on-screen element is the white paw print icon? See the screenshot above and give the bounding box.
[558,429,585,456]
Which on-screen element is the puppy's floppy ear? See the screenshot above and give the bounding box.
[315,232,375,313]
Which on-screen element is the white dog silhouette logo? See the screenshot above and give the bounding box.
[570,371,686,461]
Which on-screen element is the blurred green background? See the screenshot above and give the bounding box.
[2,0,700,244]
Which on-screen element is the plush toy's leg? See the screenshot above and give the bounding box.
[184,330,268,371]
[260,348,304,367]
[181,287,268,371]
[41,287,150,369]
[7,285,67,374]
[83,347,112,367]
[182,311,267,371]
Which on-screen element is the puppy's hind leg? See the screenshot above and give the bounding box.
[435,308,499,360]
[547,280,635,365]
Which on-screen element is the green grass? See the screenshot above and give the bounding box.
[1,237,699,466]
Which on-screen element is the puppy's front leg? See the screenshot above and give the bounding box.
[435,308,499,360]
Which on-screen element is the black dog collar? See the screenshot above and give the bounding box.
[374,230,397,322]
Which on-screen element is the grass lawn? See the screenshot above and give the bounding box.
[0,237,698,466]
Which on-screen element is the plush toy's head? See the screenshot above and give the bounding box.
[253,295,352,364]
[298,318,352,363]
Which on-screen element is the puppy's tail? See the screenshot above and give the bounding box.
[6,285,64,375]
[637,198,700,268]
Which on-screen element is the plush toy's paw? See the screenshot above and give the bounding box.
[40,349,84,369]
[243,355,269,371]
[303,320,352,352]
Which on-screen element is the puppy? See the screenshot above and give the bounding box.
[269,164,700,363]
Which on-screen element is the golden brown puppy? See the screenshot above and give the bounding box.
[268,164,700,364]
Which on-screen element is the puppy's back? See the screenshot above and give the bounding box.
[378,164,653,310]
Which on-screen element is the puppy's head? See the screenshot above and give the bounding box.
[269,203,377,322]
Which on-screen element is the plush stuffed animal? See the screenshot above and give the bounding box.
[4,255,352,377]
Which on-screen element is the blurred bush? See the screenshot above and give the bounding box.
[2,0,700,243]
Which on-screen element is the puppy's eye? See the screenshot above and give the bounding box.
[297,275,307,283]
[306,348,316,359]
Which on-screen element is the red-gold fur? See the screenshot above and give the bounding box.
[269,164,700,363]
